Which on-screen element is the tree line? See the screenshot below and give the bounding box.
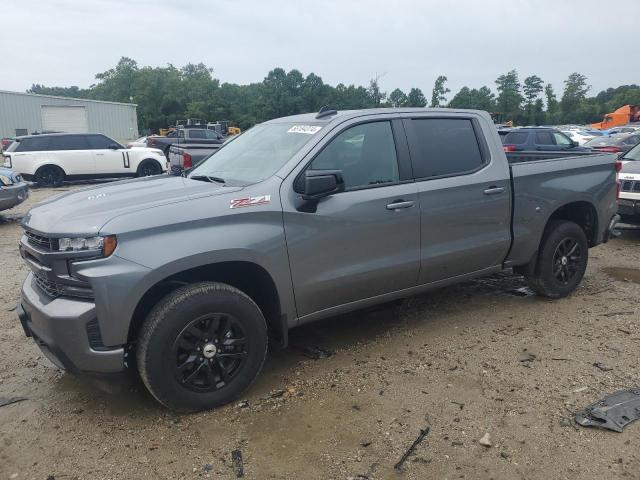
[28,57,640,132]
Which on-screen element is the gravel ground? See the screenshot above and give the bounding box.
[1,184,639,480]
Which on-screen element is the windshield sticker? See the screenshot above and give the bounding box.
[287,125,322,135]
[230,195,271,209]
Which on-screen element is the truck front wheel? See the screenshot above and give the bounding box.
[525,220,588,298]
[136,282,268,412]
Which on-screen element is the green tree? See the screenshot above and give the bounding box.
[407,88,427,107]
[448,86,496,111]
[367,74,386,107]
[544,83,559,124]
[495,70,524,121]
[560,72,590,123]
[430,75,450,107]
[523,75,544,124]
[388,88,408,107]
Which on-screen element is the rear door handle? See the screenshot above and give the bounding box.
[483,186,505,195]
[386,200,415,210]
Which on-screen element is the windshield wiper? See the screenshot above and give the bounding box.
[190,175,226,184]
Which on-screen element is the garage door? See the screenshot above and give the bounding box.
[41,105,88,133]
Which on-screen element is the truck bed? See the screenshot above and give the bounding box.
[506,150,600,163]
[505,152,618,267]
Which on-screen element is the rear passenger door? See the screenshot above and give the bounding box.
[48,135,95,175]
[402,115,512,284]
[533,130,562,151]
[88,134,130,175]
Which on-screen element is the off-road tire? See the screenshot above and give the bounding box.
[525,220,588,298]
[136,282,268,412]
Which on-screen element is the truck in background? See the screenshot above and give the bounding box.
[591,105,640,130]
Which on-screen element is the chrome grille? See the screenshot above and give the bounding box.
[24,230,59,251]
[621,180,640,193]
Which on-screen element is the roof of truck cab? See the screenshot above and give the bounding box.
[264,108,490,124]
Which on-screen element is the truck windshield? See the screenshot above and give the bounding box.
[188,123,323,184]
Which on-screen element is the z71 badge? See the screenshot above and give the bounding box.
[230,195,271,209]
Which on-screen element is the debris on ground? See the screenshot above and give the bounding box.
[236,400,249,409]
[293,345,333,359]
[203,463,213,472]
[394,427,430,471]
[478,433,492,447]
[573,387,589,393]
[0,396,28,408]
[576,389,640,432]
[593,362,613,372]
[232,449,244,478]
[518,351,536,363]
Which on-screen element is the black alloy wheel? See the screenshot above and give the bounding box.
[172,313,248,392]
[552,237,582,285]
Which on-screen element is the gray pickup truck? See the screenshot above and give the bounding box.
[147,128,224,157]
[168,143,222,175]
[16,108,619,412]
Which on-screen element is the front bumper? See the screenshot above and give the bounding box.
[0,182,29,211]
[18,273,125,374]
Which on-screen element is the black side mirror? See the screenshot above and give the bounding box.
[302,169,345,200]
[570,140,579,148]
[108,143,120,150]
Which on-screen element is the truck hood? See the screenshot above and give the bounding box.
[22,176,242,235]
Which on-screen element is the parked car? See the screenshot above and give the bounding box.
[16,108,619,412]
[603,126,640,135]
[583,133,640,154]
[1,137,14,151]
[618,161,640,224]
[168,143,222,175]
[147,128,224,156]
[501,127,590,152]
[0,167,29,211]
[619,140,640,165]
[126,136,148,148]
[3,133,168,187]
[562,130,597,146]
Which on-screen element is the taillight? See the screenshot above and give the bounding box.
[503,144,517,152]
[183,152,192,169]
[614,160,623,172]
[597,146,622,153]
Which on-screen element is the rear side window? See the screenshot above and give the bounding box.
[406,118,484,178]
[503,131,528,145]
[189,130,205,139]
[15,136,51,152]
[534,131,555,145]
[49,135,89,151]
[87,134,114,149]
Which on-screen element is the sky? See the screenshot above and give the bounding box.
[2,0,639,99]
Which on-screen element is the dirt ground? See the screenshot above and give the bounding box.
[1,184,639,480]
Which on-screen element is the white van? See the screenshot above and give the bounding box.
[2,133,168,186]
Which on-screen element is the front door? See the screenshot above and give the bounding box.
[88,134,131,175]
[282,120,420,319]
[402,115,512,284]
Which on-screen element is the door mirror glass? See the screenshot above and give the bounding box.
[108,143,120,150]
[303,169,345,200]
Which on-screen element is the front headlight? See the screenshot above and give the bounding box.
[58,235,117,257]
[0,174,12,186]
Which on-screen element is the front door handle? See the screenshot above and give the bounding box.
[386,200,415,210]
[483,186,505,195]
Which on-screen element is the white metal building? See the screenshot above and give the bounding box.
[0,90,139,141]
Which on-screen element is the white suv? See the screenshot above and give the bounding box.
[2,133,168,186]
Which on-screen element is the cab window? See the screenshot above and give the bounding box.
[309,121,399,190]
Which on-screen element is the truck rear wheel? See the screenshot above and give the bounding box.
[525,220,588,298]
[136,282,268,412]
